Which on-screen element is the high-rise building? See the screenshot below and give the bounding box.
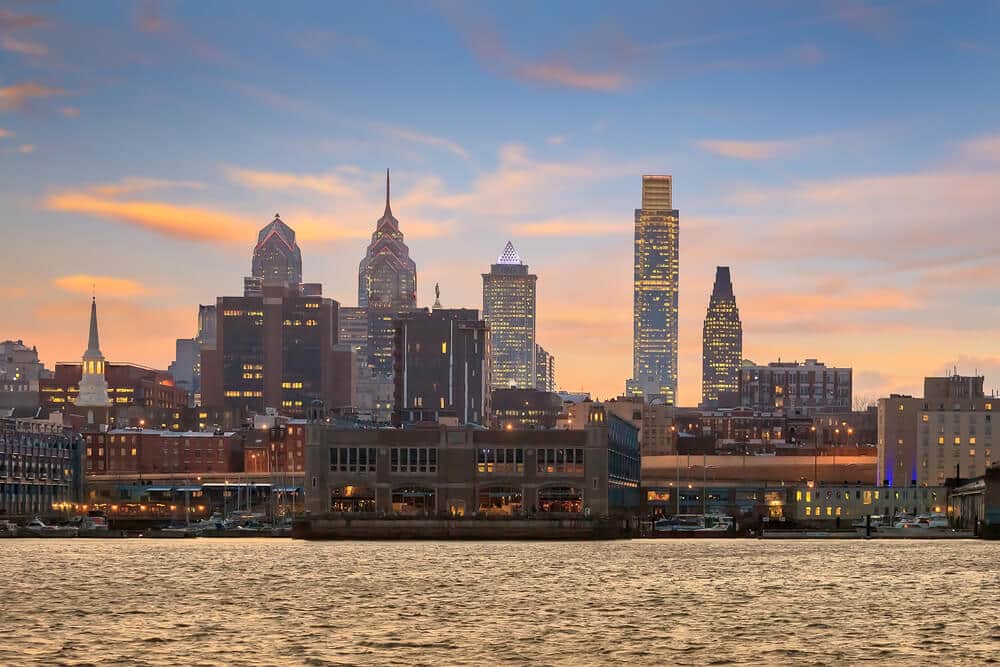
[627,175,679,404]
[740,359,852,415]
[200,215,353,417]
[76,297,111,423]
[879,375,996,487]
[358,170,417,311]
[357,170,418,383]
[252,213,303,287]
[535,344,556,393]
[701,267,742,408]
[483,241,537,390]
[392,308,489,426]
[168,305,217,406]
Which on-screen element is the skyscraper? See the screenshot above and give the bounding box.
[701,266,742,408]
[77,297,111,422]
[358,170,418,381]
[627,175,679,404]
[482,241,536,390]
[251,213,303,287]
[358,170,417,311]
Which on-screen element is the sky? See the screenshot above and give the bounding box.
[2,0,1000,406]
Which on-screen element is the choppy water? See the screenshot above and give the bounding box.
[1,539,998,666]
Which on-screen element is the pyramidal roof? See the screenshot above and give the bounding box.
[84,296,104,359]
[497,241,522,265]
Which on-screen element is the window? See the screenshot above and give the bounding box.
[954,436,961,445]
[441,341,447,354]
[329,447,377,473]
[970,436,977,445]
[390,447,437,473]
[922,414,929,422]
[938,436,945,445]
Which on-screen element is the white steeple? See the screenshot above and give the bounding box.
[77,296,111,410]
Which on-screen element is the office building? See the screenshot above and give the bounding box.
[701,267,742,408]
[168,305,217,406]
[879,374,996,487]
[392,308,489,426]
[740,359,852,415]
[627,175,679,404]
[305,403,640,517]
[200,214,353,418]
[482,241,536,390]
[0,339,49,410]
[535,344,556,392]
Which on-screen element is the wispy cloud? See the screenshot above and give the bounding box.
[225,166,359,197]
[18,144,34,154]
[53,274,150,298]
[696,138,811,160]
[291,29,370,54]
[135,1,173,34]
[381,125,470,160]
[2,35,47,57]
[0,10,48,31]
[89,177,204,198]
[0,82,66,111]
[0,128,11,139]
[957,134,1000,163]
[516,62,629,93]
[60,106,80,118]
[509,217,628,237]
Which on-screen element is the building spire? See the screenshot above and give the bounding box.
[384,168,392,217]
[87,296,101,356]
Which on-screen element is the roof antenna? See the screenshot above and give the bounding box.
[384,168,392,216]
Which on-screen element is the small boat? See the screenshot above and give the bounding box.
[19,517,79,537]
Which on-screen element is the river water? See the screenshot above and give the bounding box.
[1,539,998,665]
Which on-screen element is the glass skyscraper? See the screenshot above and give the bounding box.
[627,175,679,404]
[482,241,536,390]
[701,266,742,407]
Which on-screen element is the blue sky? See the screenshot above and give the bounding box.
[2,0,1000,404]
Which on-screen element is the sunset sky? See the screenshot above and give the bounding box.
[2,1,1000,405]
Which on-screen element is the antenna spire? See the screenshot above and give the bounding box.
[384,168,392,217]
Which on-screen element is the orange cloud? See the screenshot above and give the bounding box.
[89,177,203,197]
[45,191,253,242]
[18,144,34,154]
[61,106,80,118]
[0,128,11,138]
[0,10,48,30]
[958,134,1000,163]
[0,82,66,111]
[53,275,150,298]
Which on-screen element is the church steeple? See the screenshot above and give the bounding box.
[77,296,111,411]
[86,296,102,357]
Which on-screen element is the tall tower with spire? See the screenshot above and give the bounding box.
[358,169,418,380]
[358,169,418,310]
[701,266,742,408]
[76,297,111,416]
[482,241,536,390]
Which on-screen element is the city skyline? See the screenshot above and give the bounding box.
[4,2,1000,405]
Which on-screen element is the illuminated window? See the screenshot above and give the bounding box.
[836,507,842,516]
[922,414,929,422]
[987,403,993,411]
[131,448,137,456]
[805,507,811,516]
[954,436,961,445]
[826,507,833,516]
[971,436,977,445]
[898,404,904,412]
[805,491,811,502]
[938,436,945,445]
[969,448,976,457]
[441,341,447,354]
[439,397,445,409]
[796,490,802,501]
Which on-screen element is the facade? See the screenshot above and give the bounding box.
[627,175,679,404]
[787,483,948,524]
[305,404,640,518]
[357,170,417,312]
[41,362,189,414]
[491,388,563,430]
[0,414,82,516]
[601,395,678,457]
[0,339,48,410]
[879,375,995,488]
[251,214,303,287]
[740,359,852,415]
[701,266,742,408]
[392,308,490,426]
[83,429,243,477]
[200,284,352,417]
[482,241,537,390]
[535,344,556,392]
